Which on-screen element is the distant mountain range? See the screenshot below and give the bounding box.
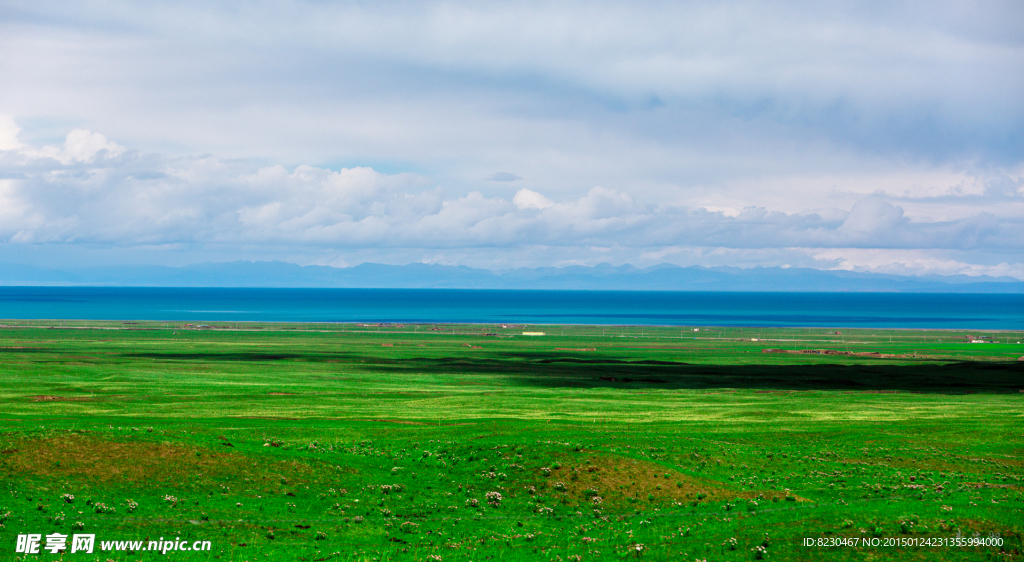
[0,261,1021,292]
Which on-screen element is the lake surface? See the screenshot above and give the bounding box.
[0,287,1020,329]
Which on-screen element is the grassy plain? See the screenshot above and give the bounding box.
[0,321,1022,561]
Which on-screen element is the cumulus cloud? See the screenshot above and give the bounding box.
[0,126,1020,269]
[0,115,22,150]
[512,189,553,210]
[836,199,907,239]
[64,130,125,162]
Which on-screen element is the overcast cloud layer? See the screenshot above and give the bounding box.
[1,1,1022,278]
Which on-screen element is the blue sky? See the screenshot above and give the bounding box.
[1,1,1022,277]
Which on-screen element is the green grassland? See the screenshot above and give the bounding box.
[0,321,1022,561]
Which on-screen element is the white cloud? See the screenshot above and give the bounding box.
[512,188,553,210]
[836,198,907,238]
[59,129,125,163]
[0,115,22,150]
[811,248,1024,280]
[24,129,126,164]
[0,122,1021,278]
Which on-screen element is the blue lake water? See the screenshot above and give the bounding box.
[0,287,1020,329]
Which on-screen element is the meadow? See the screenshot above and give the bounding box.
[0,320,1021,561]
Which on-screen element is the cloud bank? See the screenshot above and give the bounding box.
[1,125,1021,277]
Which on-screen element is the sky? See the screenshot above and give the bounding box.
[1,1,1022,278]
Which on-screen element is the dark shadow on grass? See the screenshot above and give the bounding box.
[113,350,1024,393]
[364,355,1024,393]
